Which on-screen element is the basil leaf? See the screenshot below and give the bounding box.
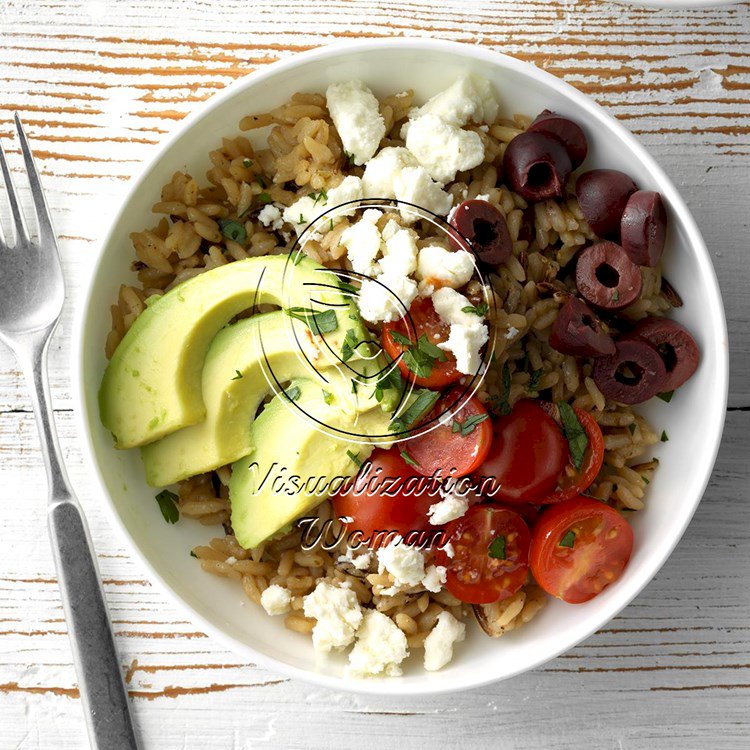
[558,401,588,471]
[286,307,338,334]
[559,530,576,548]
[155,490,179,524]
[218,219,246,244]
[488,535,506,559]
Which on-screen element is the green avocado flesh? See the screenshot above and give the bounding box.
[229,377,394,550]
[140,310,392,487]
[99,254,370,449]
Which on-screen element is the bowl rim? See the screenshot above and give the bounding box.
[72,37,729,696]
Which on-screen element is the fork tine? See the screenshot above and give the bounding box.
[14,114,56,248]
[0,136,30,246]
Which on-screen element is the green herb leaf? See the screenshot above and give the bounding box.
[388,330,413,347]
[661,430,669,442]
[243,158,252,168]
[390,389,441,434]
[416,334,447,362]
[341,328,359,363]
[322,389,334,405]
[528,368,543,392]
[284,385,301,402]
[190,550,198,558]
[558,401,588,471]
[657,390,674,403]
[218,218,247,244]
[338,280,358,295]
[155,490,179,524]
[461,302,489,317]
[400,449,420,468]
[291,251,304,266]
[256,174,267,188]
[258,192,272,204]
[611,290,620,302]
[231,370,243,380]
[559,530,576,548]
[488,535,506,559]
[351,379,358,394]
[298,213,305,225]
[489,363,512,416]
[346,449,362,467]
[286,307,338,334]
[453,413,489,437]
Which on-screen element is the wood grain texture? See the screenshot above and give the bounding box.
[0,1,748,748]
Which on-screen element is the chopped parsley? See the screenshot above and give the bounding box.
[661,430,669,442]
[451,413,489,436]
[284,385,301,402]
[155,490,179,524]
[242,158,252,168]
[298,213,306,225]
[400,449,420,468]
[489,363,512,416]
[286,307,338,334]
[341,328,359,362]
[231,370,243,380]
[390,388,441,434]
[258,192,272,204]
[528,368,543,392]
[389,330,447,379]
[189,550,198,558]
[218,218,246,244]
[558,401,588,470]
[374,356,403,403]
[488,535,506,560]
[461,302,489,317]
[351,378,358,394]
[628,423,636,435]
[322,389,334,405]
[338,280,359,295]
[311,188,328,206]
[559,530,576,548]
[657,390,674,403]
[611,290,620,302]
[346,449,362,467]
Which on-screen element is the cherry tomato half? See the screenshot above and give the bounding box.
[474,400,569,504]
[332,448,436,549]
[530,496,634,604]
[404,389,493,478]
[435,504,531,604]
[539,402,605,504]
[382,297,461,388]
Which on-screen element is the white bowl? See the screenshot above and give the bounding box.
[75,38,729,695]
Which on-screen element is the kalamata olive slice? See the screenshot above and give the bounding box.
[576,169,637,238]
[620,191,667,267]
[575,241,642,311]
[449,199,512,266]
[549,296,616,358]
[633,317,699,391]
[502,131,572,202]
[592,338,667,404]
[527,110,588,168]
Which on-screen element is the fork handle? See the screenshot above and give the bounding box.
[19,332,139,749]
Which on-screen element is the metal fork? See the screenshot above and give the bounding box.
[0,115,139,749]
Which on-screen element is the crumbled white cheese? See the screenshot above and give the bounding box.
[422,565,447,593]
[432,287,489,375]
[283,175,364,231]
[443,542,455,559]
[376,539,426,587]
[337,546,372,571]
[410,75,499,128]
[379,227,418,277]
[303,581,363,653]
[474,193,491,202]
[505,325,519,340]
[257,203,284,231]
[428,488,470,525]
[357,273,418,324]
[416,245,475,292]
[402,113,485,185]
[362,146,418,199]
[393,166,453,222]
[260,584,292,616]
[340,209,383,277]
[225,556,237,565]
[423,611,466,672]
[326,80,386,166]
[380,218,401,241]
[347,610,409,677]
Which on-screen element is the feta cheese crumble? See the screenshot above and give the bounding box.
[260,584,292,616]
[409,74,499,128]
[402,113,485,185]
[340,208,383,276]
[424,611,466,672]
[347,610,409,677]
[357,272,418,324]
[376,539,426,588]
[283,175,364,231]
[432,287,489,375]
[393,166,453,222]
[361,147,417,198]
[428,487,470,525]
[337,546,372,572]
[422,564,447,593]
[303,581,363,653]
[326,80,386,166]
[379,227,418,277]
[416,244,475,293]
[257,203,284,231]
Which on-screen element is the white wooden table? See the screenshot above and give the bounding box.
[0,1,748,747]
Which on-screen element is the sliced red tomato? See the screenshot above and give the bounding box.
[474,400,569,504]
[435,504,531,604]
[539,402,605,504]
[530,496,633,604]
[331,448,437,549]
[382,296,461,388]
[404,389,492,478]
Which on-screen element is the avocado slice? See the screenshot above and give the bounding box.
[140,310,391,487]
[99,254,371,449]
[230,377,394,550]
